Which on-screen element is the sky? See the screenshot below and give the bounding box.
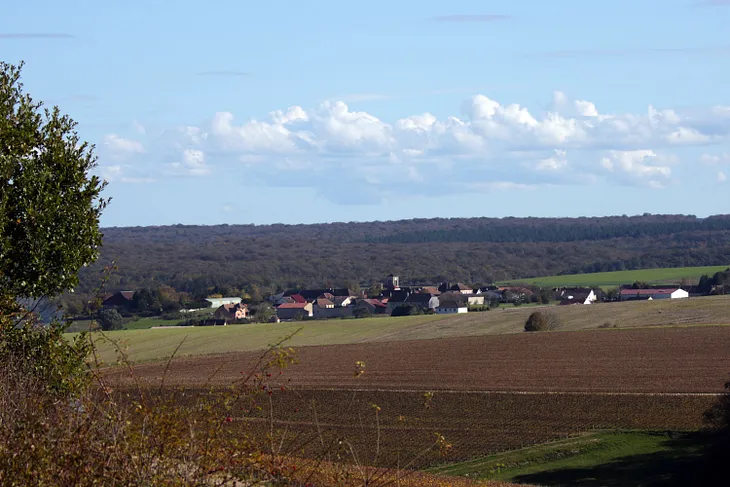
[3,0,730,227]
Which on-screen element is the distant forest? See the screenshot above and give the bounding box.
[76,214,730,298]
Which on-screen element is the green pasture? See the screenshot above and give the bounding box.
[73,314,446,365]
[500,265,729,288]
[428,430,708,486]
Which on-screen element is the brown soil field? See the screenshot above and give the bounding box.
[164,388,715,469]
[121,326,730,393]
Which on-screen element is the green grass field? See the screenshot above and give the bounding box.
[428,430,707,486]
[78,315,446,365]
[500,265,729,288]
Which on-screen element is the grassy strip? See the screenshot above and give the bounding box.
[427,430,705,484]
[500,265,729,288]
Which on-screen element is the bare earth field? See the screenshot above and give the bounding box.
[122,326,730,393]
[107,322,730,470]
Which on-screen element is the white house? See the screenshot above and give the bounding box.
[205,297,242,308]
[436,298,468,314]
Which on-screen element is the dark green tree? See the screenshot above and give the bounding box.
[132,288,161,313]
[1,62,107,299]
[96,308,124,331]
[1,62,107,394]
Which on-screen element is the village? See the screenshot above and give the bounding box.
[100,273,714,327]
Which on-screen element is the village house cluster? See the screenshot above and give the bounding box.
[101,273,704,326]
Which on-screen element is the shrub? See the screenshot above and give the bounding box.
[354,307,372,319]
[96,308,124,331]
[524,311,562,332]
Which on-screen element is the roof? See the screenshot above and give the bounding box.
[291,294,307,303]
[561,292,591,301]
[362,299,387,308]
[419,286,441,295]
[120,291,135,300]
[405,293,437,304]
[620,288,680,296]
[277,303,309,309]
[451,283,472,291]
[316,298,334,307]
[438,299,467,309]
[320,293,335,299]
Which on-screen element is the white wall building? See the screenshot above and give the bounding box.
[205,297,242,308]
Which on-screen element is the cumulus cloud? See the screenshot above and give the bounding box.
[101,91,730,200]
[168,149,211,176]
[701,152,730,164]
[103,134,144,160]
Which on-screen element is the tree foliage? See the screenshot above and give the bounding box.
[0,62,107,299]
[73,216,730,301]
[524,311,562,332]
[96,308,123,331]
[1,61,106,395]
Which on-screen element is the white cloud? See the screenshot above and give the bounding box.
[103,134,144,160]
[168,148,211,176]
[701,152,730,164]
[600,150,672,187]
[719,171,728,183]
[101,91,730,196]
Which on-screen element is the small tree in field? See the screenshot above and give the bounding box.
[524,311,561,332]
[96,308,123,331]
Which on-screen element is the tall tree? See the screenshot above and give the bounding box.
[1,62,107,300]
[1,61,107,394]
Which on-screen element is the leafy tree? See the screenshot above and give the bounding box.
[354,307,372,319]
[96,308,123,331]
[1,62,107,299]
[1,62,106,394]
[538,288,553,305]
[252,302,275,323]
[132,288,161,313]
[391,304,421,317]
[524,311,561,332]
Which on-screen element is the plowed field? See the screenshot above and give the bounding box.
[122,326,730,393]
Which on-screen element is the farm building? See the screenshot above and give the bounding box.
[436,298,468,314]
[355,299,389,315]
[102,291,135,308]
[619,288,689,301]
[276,302,314,320]
[214,303,249,321]
[559,289,597,305]
[205,297,242,308]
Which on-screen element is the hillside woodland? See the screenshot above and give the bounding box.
[74,214,730,299]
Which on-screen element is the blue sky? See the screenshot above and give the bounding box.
[3,0,730,227]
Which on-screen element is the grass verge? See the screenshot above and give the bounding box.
[427,430,706,485]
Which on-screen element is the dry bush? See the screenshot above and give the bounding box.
[524,311,562,332]
[0,349,298,486]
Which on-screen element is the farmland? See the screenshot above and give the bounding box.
[499,265,729,288]
[118,325,730,393]
[88,295,730,364]
[104,316,730,482]
[114,325,730,473]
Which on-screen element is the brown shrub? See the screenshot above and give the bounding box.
[524,311,562,332]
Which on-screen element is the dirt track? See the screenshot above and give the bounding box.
[118,326,730,393]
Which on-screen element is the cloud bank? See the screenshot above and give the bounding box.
[98,91,730,202]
